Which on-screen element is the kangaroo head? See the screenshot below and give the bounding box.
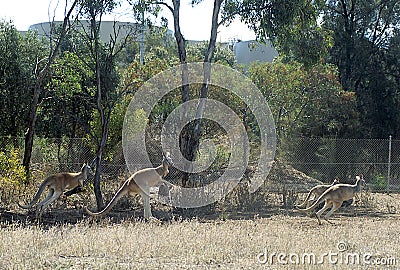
[356,174,366,186]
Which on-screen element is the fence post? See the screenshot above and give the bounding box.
[387,135,392,193]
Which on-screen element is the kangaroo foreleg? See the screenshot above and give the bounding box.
[64,185,85,197]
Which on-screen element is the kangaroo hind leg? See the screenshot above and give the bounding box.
[315,200,332,225]
[323,201,342,224]
[139,189,152,219]
[34,189,54,213]
[35,190,62,219]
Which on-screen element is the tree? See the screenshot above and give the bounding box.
[137,0,328,186]
[37,51,94,139]
[323,0,400,137]
[22,0,79,174]
[224,0,330,65]
[0,21,43,140]
[186,41,235,66]
[179,0,224,187]
[249,60,359,138]
[76,0,139,209]
[138,0,227,187]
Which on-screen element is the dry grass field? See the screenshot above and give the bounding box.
[0,192,400,269]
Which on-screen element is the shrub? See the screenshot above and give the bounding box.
[371,174,388,191]
[0,148,26,185]
[0,148,26,206]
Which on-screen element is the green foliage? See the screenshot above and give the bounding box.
[37,52,95,138]
[249,60,360,138]
[225,0,328,65]
[323,0,400,138]
[117,27,177,67]
[277,27,333,66]
[0,148,26,185]
[78,0,119,18]
[49,52,94,97]
[371,174,388,191]
[197,140,231,170]
[187,42,235,66]
[121,53,172,93]
[124,108,149,138]
[0,20,47,137]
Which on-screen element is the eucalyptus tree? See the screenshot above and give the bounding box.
[0,21,43,141]
[127,0,229,187]
[22,0,79,174]
[76,0,140,209]
[37,51,94,140]
[223,0,330,65]
[323,0,400,137]
[249,60,359,138]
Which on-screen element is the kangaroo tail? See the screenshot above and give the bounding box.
[298,191,328,213]
[85,184,129,217]
[18,178,50,209]
[295,189,314,208]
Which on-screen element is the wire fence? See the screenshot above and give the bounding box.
[0,136,399,192]
[281,136,399,192]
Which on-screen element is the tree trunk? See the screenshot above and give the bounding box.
[93,16,105,210]
[22,0,78,176]
[23,80,41,175]
[172,0,191,187]
[93,151,104,209]
[181,0,222,186]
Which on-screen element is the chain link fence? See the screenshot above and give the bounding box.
[1,136,399,193]
[281,136,400,192]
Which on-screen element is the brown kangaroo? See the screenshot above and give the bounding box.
[296,179,340,208]
[299,175,366,225]
[18,163,92,218]
[86,152,173,219]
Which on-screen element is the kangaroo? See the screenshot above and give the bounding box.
[299,175,366,225]
[296,179,340,208]
[18,163,92,219]
[85,152,173,219]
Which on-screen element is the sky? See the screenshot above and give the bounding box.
[0,0,256,42]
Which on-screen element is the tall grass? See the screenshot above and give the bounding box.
[0,214,399,269]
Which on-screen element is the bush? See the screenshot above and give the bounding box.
[0,148,26,206]
[371,174,388,191]
[0,148,26,185]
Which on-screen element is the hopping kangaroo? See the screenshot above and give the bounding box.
[296,179,340,208]
[299,175,366,225]
[18,163,92,218]
[86,152,173,219]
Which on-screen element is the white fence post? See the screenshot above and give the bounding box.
[387,135,392,193]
